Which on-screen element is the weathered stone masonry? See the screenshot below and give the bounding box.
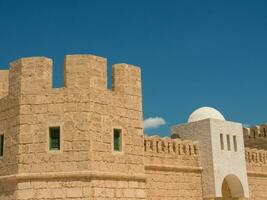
[0,54,266,200]
[0,55,145,199]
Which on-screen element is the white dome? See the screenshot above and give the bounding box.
[188,107,225,123]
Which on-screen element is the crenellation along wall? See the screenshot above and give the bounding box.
[245,147,267,200]
[144,135,199,167]
[243,124,267,149]
[144,135,203,200]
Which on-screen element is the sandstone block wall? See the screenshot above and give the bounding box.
[91,179,146,199]
[245,148,267,200]
[144,136,203,200]
[0,68,20,176]
[0,55,145,199]
[16,178,91,200]
[15,178,145,200]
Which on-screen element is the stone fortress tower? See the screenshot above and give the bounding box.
[0,53,267,200]
[172,107,249,199]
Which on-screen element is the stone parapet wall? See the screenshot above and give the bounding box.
[144,135,203,200]
[144,135,199,167]
[245,147,267,172]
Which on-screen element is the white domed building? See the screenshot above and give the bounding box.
[172,106,249,199]
[187,107,225,123]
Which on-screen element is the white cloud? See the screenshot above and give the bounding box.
[143,117,166,130]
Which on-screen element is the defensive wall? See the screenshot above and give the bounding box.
[0,54,266,200]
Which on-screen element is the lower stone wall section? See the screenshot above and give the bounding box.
[247,174,267,200]
[246,148,267,200]
[7,171,267,199]
[0,180,17,200]
[1,177,146,200]
[91,180,146,199]
[16,178,91,200]
[145,168,203,200]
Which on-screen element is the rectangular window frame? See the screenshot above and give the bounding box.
[113,128,122,153]
[227,134,231,151]
[49,126,61,151]
[233,135,237,152]
[220,133,224,150]
[0,134,4,157]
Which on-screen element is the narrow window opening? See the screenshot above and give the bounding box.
[233,135,237,152]
[253,130,256,138]
[220,134,224,150]
[144,140,147,151]
[156,141,159,153]
[49,127,60,150]
[227,134,231,151]
[113,129,122,152]
[264,128,266,137]
[0,135,4,156]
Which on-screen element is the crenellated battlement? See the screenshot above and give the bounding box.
[9,57,53,96]
[245,147,267,165]
[243,124,267,149]
[63,55,107,90]
[0,53,144,178]
[144,135,199,168]
[243,124,267,138]
[0,54,142,100]
[245,147,267,173]
[144,135,198,156]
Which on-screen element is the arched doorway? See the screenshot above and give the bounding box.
[221,174,245,199]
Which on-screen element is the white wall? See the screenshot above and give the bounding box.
[210,119,249,197]
[172,118,249,198]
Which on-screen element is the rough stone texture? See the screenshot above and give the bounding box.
[91,180,146,199]
[145,170,203,200]
[0,55,145,199]
[144,135,203,200]
[16,178,91,200]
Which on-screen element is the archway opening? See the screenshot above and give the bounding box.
[221,174,245,199]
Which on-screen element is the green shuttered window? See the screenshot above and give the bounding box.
[49,127,60,150]
[113,129,122,152]
[0,135,4,156]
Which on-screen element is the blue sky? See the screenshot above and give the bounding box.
[0,0,266,136]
